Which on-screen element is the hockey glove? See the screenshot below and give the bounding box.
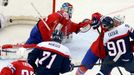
[78,19,92,33]
[91,19,100,29]
[70,63,74,71]
[79,19,92,28]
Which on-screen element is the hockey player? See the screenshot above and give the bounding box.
[25,2,91,44]
[27,30,74,75]
[75,12,103,75]
[75,14,126,75]
[0,48,34,75]
[96,16,134,75]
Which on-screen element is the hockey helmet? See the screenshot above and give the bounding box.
[113,15,125,24]
[101,16,114,30]
[51,30,64,43]
[61,2,73,18]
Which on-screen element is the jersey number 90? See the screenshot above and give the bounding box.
[107,39,127,62]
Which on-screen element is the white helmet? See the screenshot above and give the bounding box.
[16,47,27,59]
[113,15,125,24]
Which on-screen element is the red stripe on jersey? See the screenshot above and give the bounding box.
[109,32,129,41]
[36,46,70,58]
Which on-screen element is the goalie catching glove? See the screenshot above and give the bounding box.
[79,19,92,33]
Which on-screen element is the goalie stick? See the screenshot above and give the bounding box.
[1,44,37,49]
[1,49,16,53]
[74,63,123,75]
[0,44,37,58]
[30,2,50,31]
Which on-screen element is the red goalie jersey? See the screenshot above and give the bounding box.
[0,60,34,75]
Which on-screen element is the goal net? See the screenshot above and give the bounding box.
[0,0,54,59]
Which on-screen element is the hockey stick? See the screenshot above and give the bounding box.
[74,63,101,68]
[117,67,123,75]
[1,44,37,49]
[30,2,50,31]
[0,44,36,57]
[1,49,16,53]
[74,61,118,68]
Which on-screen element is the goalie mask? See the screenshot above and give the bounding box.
[61,2,73,18]
[51,30,64,43]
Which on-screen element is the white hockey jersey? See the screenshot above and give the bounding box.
[37,41,71,58]
[103,24,134,62]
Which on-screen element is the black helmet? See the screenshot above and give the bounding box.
[51,30,63,43]
[101,16,114,29]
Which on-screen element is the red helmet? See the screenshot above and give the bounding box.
[91,12,102,21]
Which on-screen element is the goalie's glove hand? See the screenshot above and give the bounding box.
[79,19,92,28]
[91,19,100,29]
[76,19,91,33]
[70,63,74,71]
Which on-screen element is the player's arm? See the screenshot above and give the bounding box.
[46,12,63,28]
[69,19,92,34]
[60,57,73,73]
[129,26,134,39]
[27,48,41,70]
[128,25,134,52]
[0,64,16,75]
[69,22,80,33]
[0,67,13,75]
